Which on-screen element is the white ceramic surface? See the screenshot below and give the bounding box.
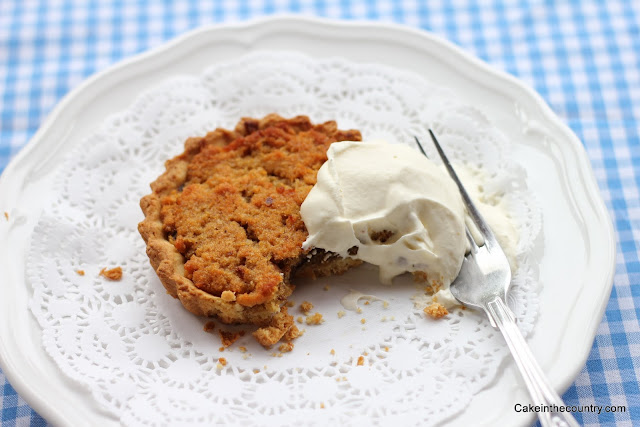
[0,16,615,426]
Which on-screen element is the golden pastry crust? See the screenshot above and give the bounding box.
[139,114,361,346]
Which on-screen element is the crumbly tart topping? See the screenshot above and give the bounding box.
[139,114,361,347]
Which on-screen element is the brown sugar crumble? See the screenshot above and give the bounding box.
[218,357,227,366]
[3,212,8,221]
[299,301,313,313]
[357,356,365,366]
[75,270,85,276]
[330,349,335,355]
[424,302,449,319]
[99,267,122,281]
[305,313,324,325]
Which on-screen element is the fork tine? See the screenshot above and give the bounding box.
[420,130,497,246]
[414,136,429,158]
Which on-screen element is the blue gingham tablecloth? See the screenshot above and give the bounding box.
[1,1,638,426]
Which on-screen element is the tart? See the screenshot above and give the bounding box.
[139,114,362,347]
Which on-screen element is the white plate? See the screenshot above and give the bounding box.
[0,16,615,426]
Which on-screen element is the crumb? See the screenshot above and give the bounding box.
[242,354,249,360]
[239,346,247,353]
[75,270,85,276]
[364,301,370,305]
[297,316,304,324]
[323,285,330,291]
[357,356,364,366]
[285,301,295,308]
[3,212,8,221]
[283,324,300,341]
[278,342,294,353]
[252,307,296,348]
[218,346,225,352]
[99,267,122,281]
[253,369,260,374]
[305,313,324,325]
[216,363,223,370]
[360,318,366,324]
[299,301,313,313]
[219,329,244,347]
[390,316,395,320]
[384,346,389,352]
[356,307,363,314]
[424,302,449,319]
[337,310,345,318]
[330,349,335,355]
[218,357,227,366]
[320,403,325,409]
[383,301,389,308]
[364,352,368,356]
[203,321,216,333]
[381,316,387,322]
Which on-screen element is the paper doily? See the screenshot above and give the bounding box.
[27,51,542,426]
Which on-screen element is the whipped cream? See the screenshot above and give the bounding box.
[301,140,468,286]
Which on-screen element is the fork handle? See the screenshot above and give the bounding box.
[485,297,580,427]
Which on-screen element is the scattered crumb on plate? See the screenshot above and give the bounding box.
[299,301,313,313]
[219,329,245,347]
[357,356,365,366]
[337,310,345,318]
[4,212,8,221]
[99,267,122,281]
[278,342,294,353]
[75,270,85,276]
[305,313,324,325]
[203,321,216,333]
[424,302,449,319]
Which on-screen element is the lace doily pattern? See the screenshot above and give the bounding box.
[27,51,542,426]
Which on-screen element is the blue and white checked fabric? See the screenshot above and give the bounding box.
[1,1,638,426]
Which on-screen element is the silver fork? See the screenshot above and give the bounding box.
[415,131,579,427]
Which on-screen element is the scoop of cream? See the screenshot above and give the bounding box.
[300,139,467,286]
